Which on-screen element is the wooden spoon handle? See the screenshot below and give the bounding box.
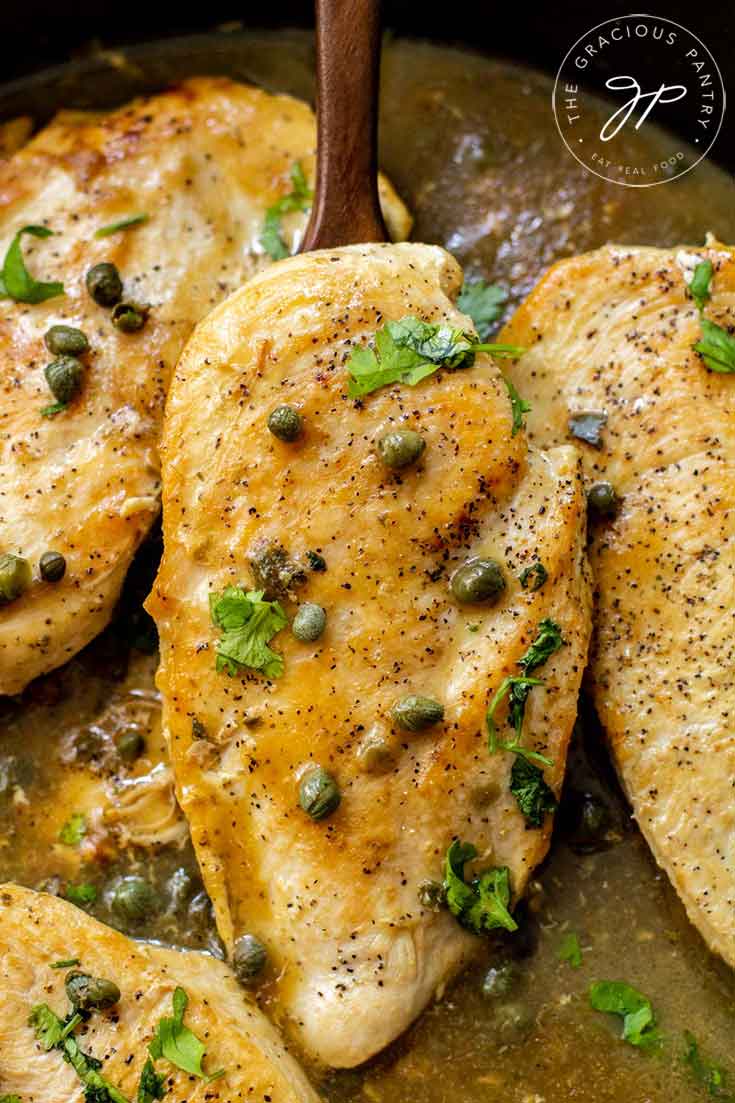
[300,0,388,252]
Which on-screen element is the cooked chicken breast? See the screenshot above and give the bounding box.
[0,76,410,696]
[0,882,319,1102]
[501,242,735,968]
[147,241,591,1067]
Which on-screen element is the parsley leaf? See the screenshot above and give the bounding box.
[694,317,735,374]
[519,617,564,674]
[502,375,531,435]
[64,882,97,908]
[683,1031,733,1099]
[589,981,661,1050]
[0,1095,22,1102]
[210,586,287,679]
[519,561,547,591]
[558,931,583,968]
[510,755,557,827]
[95,214,149,238]
[443,840,517,935]
[689,259,713,311]
[0,225,64,304]
[50,957,82,969]
[148,987,221,1081]
[59,812,87,846]
[260,162,313,260]
[136,1058,165,1103]
[30,1004,129,1102]
[457,279,507,339]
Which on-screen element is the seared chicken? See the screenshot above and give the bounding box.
[0,883,320,1102]
[0,76,409,696]
[147,242,591,1067]
[501,242,735,968]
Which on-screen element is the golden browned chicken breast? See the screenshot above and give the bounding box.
[501,241,735,968]
[0,76,409,696]
[147,241,591,1067]
[0,882,320,1102]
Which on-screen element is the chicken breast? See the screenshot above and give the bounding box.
[0,882,320,1102]
[500,242,735,967]
[147,241,592,1067]
[0,76,410,696]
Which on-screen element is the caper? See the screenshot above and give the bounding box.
[115,729,144,762]
[267,404,303,442]
[0,553,31,605]
[39,550,66,583]
[65,971,120,1011]
[356,730,395,774]
[44,356,84,405]
[376,428,426,470]
[417,879,445,912]
[482,961,517,1001]
[587,481,619,517]
[292,602,326,642]
[72,728,106,763]
[111,301,148,333]
[232,933,268,985]
[298,766,341,820]
[450,557,506,605]
[249,540,306,600]
[108,875,159,922]
[571,792,610,853]
[44,324,89,357]
[391,695,444,732]
[85,262,123,307]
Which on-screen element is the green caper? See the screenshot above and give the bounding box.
[232,933,268,985]
[111,301,148,333]
[571,792,610,853]
[587,481,619,517]
[115,729,144,762]
[417,879,445,912]
[65,971,120,1011]
[292,603,326,642]
[356,730,395,774]
[376,429,426,470]
[72,728,106,763]
[44,356,84,406]
[482,961,517,1000]
[298,766,341,820]
[44,325,89,357]
[39,550,66,583]
[391,695,444,732]
[267,404,303,442]
[108,875,159,922]
[450,557,506,605]
[0,553,31,605]
[85,262,123,307]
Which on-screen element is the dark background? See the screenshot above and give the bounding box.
[1,1,734,170]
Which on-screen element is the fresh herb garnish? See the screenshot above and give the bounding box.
[443,840,517,935]
[210,585,287,679]
[518,617,564,673]
[0,1095,22,1102]
[30,1004,130,1103]
[509,755,557,827]
[457,278,507,339]
[694,317,735,374]
[149,986,222,1081]
[65,882,97,907]
[558,931,583,968]
[346,314,524,399]
[0,225,64,304]
[260,162,313,260]
[58,812,87,846]
[683,1031,733,1099]
[502,375,531,436]
[568,411,607,449]
[95,214,149,238]
[689,259,713,311]
[136,1058,166,1103]
[519,561,548,591]
[51,957,82,969]
[588,981,661,1050]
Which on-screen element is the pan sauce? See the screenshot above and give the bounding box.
[1,31,734,1103]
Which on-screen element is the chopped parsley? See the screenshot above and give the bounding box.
[457,278,507,339]
[443,840,517,935]
[136,1058,165,1103]
[210,585,287,679]
[509,755,557,827]
[50,957,81,969]
[64,882,97,907]
[558,931,583,968]
[689,259,713,311]
[29,1004,130,1103]
[588,981,661,1050]
[683,1031,733,1099]
[519,561,548,591]
[58,812,87,846]
[0,225,64,304]
[0,1095,22,1102]
[502,375,531,435]
[95,214,149,238]
[519,617,564,673]
[694,317,735,374]
[149,987,222,1081]
[260,162,313,260]
[346,314,524,399]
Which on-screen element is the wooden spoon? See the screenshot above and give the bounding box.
[300,0,388,251]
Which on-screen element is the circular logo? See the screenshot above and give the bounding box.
[553,13,726,187]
